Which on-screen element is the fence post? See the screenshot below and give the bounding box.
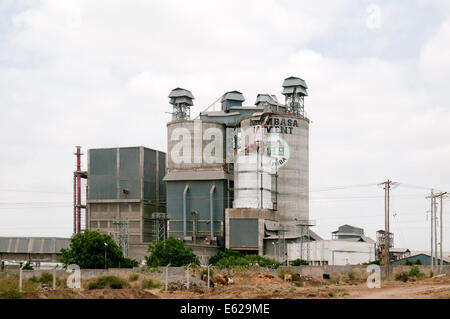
[207,264,212,289]
[165,264,170,291]
[53,265,57,290]
[19,262,25,292]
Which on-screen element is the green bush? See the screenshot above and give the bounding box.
[39,272,53,286]
[395,272,409,282]
[408,266,423,278]
[146,237,200,267]
[61,230,138,269]
[210,249,280,269]
[128,273,139,282]
[141,278,162,289]
[291,258,309,266]
[88,276,129,290]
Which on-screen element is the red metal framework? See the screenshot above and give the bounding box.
[73,146,88,234]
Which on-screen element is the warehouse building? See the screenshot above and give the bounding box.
[0,237,70,264]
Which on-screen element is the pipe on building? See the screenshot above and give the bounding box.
[183,184,190,238]
[209,184,216,240]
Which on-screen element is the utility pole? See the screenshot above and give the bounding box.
[434,195,438,271]
[428,190,434,272]
[379,180,395,279]
[439,193,446,272]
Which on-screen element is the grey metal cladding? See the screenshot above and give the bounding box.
[168,88,195,99]
[89,148,117,200]
[221,91,245,102]
[338,224,364,235]
[281,86,308,96]
[171,97,194,106]
[143,148,157,201]
[229,219,258,248]
[158,151,166,201]
[119,147,141,200]
[282,76,308,89]
[17,238,29,253]
[0,238,10,252]
[32,238,42,253]
[255,94,278,104]
[166,180,226,224]
[54,238,70,252]
[42,239,52,253]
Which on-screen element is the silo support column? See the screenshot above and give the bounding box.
[183,184,190,238]
[210,184,216,239]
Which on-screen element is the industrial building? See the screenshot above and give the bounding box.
[162,77,321,263]
[86,146,166,261]
[77,76,383,265]
[284,225,376,265]
[0,237,70,264]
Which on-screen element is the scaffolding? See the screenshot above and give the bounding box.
[113,218,129,258]
[296,219,316,262]
[151,212,167,242]
[376,230,394,261]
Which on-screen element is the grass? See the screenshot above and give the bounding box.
[87,276,129,290]
[395,266,425,282]
[128,273,139,282]
[141,278,162,289]
[0,275,38,299]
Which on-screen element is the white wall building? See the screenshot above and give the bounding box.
[287,240,376,266]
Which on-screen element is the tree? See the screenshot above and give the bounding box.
[146,237,199,267]
[61,230,138,269]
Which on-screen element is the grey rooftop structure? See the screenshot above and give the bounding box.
[282,76,308,96]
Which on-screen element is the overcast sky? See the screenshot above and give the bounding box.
[0,0,449,252]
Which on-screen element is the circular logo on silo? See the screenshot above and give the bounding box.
[265,135,290,170]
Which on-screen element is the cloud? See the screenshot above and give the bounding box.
[0,0,449,250]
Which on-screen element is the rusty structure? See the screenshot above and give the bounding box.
[73,146,87,234]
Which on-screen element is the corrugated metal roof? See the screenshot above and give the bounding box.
[221,91,245,102]
[410,251,450,263]
[168,87,195,99]
[255,94,278,105]
[282,76,308,89]
[0,237,70,254]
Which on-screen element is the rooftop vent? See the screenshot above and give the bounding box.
[281,76,308,116]
[221,90,245,112]
[169,87,194,121]
[255,94,279,106]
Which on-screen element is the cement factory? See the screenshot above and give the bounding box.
[1,76,381,267]
[63,75,377,266]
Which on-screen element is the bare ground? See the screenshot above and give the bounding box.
[20,272,450,299]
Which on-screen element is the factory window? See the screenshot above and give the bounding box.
[90,221,98,228]
[99,221,108,228]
